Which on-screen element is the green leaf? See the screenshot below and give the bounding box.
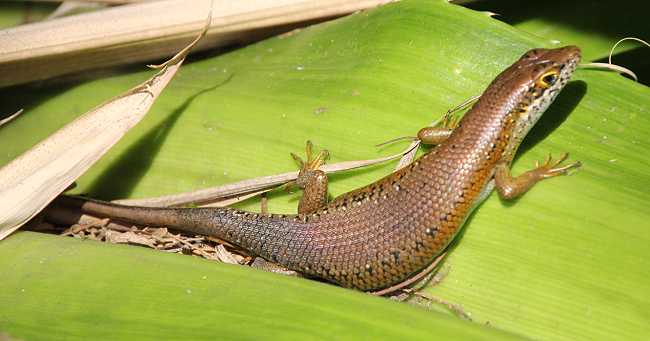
[0,231,521,340]
[1,0,649,340]
[466,0,650,81]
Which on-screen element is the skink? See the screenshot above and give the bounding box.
[56,46,582,291]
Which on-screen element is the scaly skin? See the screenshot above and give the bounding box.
[56,46,582,291]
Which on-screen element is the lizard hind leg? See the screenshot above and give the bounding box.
[417,94,479,145]
[376,94,478,148]
[417,113,461,145]
[288,140,331,214]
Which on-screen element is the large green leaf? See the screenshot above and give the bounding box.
[1,0,649,340]
[0,231,521,340]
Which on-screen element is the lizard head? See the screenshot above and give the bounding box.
[488,45,582,163]
[513,45,582,119]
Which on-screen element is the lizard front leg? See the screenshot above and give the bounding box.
[289,140,330,214]
[495,152,581,200]
[253,141,330,273]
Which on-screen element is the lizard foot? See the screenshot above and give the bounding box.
[533,152,582,179]
[286,141,330,214]
[287,140,329,189]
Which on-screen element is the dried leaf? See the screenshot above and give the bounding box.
[149,227,169,239]
[395,140,421,170]
[0,0,395,87]
[0,21,209,241]
[105,230,155,247]
[215,245,241,265]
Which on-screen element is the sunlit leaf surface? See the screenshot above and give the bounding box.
[1,1,648,340]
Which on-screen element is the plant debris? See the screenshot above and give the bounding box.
[32,218,249,265]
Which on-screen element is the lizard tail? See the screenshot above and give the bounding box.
[49,195,300,265]
[51,195,230,237]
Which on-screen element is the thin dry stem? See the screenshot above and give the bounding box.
[580,62,638,81]
[115,148,411,207]
[580,37,650,81]
[0,110,24,128]
[608,37,650,65]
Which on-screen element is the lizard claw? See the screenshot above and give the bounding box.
[285,141,329,191]
[534,152,581,179]
[290,152,305,168]
[296,140,329,174]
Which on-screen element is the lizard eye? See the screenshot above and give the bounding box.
[538,71,559,88]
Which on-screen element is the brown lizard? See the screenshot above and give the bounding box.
[55,46,582,292]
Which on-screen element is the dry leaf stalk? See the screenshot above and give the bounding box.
[0,0,396,87]
[115,151,407,207]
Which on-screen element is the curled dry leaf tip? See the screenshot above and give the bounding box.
[580,37,650,81]
[147,4,213,70]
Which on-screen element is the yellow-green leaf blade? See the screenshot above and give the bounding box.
[0,1,649,340]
